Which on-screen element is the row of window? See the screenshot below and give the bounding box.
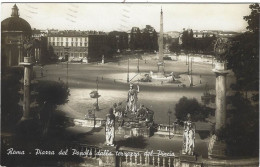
[49,42,88,47]
[56,52,86,57]
[49,37,88,42]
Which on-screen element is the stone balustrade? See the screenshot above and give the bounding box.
[119,150,177,167]
[73,118,105,127]
[155,124,184,137]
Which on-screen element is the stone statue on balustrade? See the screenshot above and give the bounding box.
[105,108,115,146]
[126,83,140,113]
[182,114,195,156]
[23,38,34,57]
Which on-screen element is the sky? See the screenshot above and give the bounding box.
[1,3,252,32]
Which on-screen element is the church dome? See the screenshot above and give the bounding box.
[1,4,32,36]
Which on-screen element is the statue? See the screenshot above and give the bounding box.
[137,104,147,120]
[23,38,34,57]
[126,83,140,113]
[214,38,231,62]
[182,114,195,155]
[105,108,115,146]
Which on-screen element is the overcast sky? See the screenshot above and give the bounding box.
[1,3,251,32]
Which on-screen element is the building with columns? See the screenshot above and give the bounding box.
[1,4,32,67]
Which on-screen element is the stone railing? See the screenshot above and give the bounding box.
[118,149,179,167]
[202,157,259,167]
[155,124,184,137]
[73,118,105,127]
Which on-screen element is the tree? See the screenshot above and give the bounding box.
[226,4,259,92]
[152,30,158,51]
[243,3,260,33]
[1,67,24,131]
[181,29,195,54]
[169,41,181,55]
[217,93,259,156]
[175,96,208,122]
[215,4,259,157]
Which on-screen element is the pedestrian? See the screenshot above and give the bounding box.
[40,66,43,77]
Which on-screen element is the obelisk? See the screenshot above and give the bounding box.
[158,7,164,73]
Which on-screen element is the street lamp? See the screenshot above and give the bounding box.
[127,56,129,83]
[96,77,99,111]
[137,56,140,73]
[64,47,70,86]
[190,57,193,87]
[168,108,172,139]
[187,54,190,75]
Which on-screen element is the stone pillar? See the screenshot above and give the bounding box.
[20,57,33,120]
[213,62,229,131]
[9,48,12,66]
[208,61,229,159]
[100,145,117,167]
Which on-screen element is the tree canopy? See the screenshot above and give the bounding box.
[175,96,208,122]
[226,3,259,91]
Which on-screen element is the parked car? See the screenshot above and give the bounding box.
[71,57,83,63]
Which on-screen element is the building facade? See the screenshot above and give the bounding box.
[47,30,107,62]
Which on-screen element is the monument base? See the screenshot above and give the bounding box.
[180,151,197,162]
[208,135,227,159]
[100,145,117,166]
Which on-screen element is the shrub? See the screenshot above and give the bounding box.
[175,96,207,122]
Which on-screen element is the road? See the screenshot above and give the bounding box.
[34,55,235,124]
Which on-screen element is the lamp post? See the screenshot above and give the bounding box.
[187,54,190,75]
[66,60,68,86]
[96,77,99,111]
[137,56,140,73]
[190,57,193,87]
[127,56,129,83]
[168,108,172,139]
[64,47,70,86]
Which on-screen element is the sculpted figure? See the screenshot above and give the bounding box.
[23,39,34,57]
[105,108,115,146]
[182,114,195,155]
[126,83,140,113]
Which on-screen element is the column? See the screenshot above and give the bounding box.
[20,57,33,120]
[208,61,229,159]
[213,62,229,131]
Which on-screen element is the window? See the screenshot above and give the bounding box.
[71,42,73,47]
[76,37,78,41]
[72,38,74,41]
[66,42,68,47]
[61,37,63,41]
[57,37,60,41]
[80,42,82,47]
[75,42,78,47]
[66,37,68,41]
[61,42,63,46]
[53,42,55,46]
